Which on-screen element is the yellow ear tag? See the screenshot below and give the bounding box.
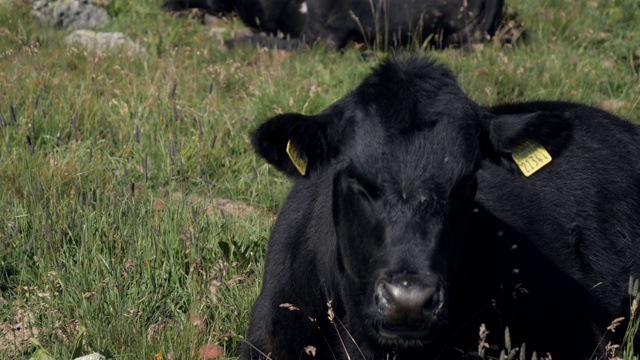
[286,139,308,176]
[511,140,552,177]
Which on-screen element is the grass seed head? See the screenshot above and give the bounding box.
[607,317,625,333]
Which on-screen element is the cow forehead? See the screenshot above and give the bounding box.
[344,115,479,189]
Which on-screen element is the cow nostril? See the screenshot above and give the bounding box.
[422,288,437,310]
[377,279,442,326]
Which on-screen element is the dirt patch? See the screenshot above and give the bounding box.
[214,198,262,217]
[167,192,275,221]
[0,308,38,357]
[601,99,628,113]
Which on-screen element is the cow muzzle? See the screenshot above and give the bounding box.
[374,274,443,339]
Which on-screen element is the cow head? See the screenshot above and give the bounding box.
[251,56,572,349]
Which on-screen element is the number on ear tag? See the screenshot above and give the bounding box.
[511,140,552,177]
[286,139,308,176]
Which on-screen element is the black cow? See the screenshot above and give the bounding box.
[244,56,640,359]
[163,0,234,14]
[163,0,504,49]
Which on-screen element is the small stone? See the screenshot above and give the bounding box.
[30,0,110,29]
[64,30,147,55]
[203,14,228,27]
[73,353,106,360]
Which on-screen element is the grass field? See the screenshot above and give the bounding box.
[0,0,639,359]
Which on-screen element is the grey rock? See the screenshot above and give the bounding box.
[73,353,106,360]
[31,0,110,29]
[64,30,147,55]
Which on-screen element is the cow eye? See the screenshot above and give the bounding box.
[343,172,380,202]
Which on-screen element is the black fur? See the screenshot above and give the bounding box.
[163,0,505,49]
[162,0,234,14]
[244,56,640,359]
[474,101,640,357]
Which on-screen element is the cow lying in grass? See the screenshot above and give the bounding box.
[163,0,505,49]
[244,56,640,359]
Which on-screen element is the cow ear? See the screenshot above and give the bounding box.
[251,112,342,177]
[481,111,573,169]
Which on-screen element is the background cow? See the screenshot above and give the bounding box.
[244,56,640,359]
[163,0,505,49]
[162,0,234,14]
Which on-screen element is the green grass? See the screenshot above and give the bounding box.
[0,0,639,358]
